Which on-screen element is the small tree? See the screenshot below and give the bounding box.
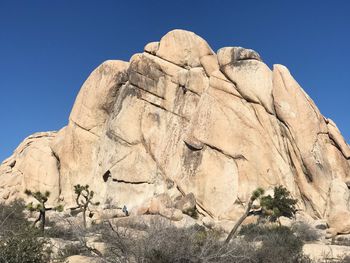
[260,185,297,223]
[25,189,63,233]
[225,185,298,244]
[225,187,265,244]
[73,184,100,229]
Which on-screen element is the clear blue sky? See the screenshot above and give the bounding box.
[0,0,349,161]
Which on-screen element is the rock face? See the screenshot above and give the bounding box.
[1,29,349,233]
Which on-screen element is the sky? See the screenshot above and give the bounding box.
[0,0,349,161]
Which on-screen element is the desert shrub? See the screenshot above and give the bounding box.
[45,219,78,241]
[0,227,51,263]
[240,224,309,263]
[45,216,317,263]
[257,226,305,263]
[292,221,321,242]
[239,223,272,240]
[94,219,266,263]
[0,200,28,234]
[141,225,202,262]
[0,200,53,263]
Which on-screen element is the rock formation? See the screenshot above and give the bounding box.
[1,29,349,234]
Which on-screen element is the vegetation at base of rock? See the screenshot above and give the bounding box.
[45,219,78,241]
[0,190,350,262]
[291,221,322,242]
[25,189,63,232]
[225,185,298,244]
[240,224,304,262]
[0,200,29,233]
[73,184,100,229]
[225,187,265,244]
[0,201,52,263]
[85,220,312,263]
[0,227,51,263]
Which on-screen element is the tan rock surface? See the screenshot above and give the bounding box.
[0,29,349,232]
[66,255,99,263]
[216,47,271,114]
[326,179,350,234]
[303,243,350,261]
[156,29,214,67]
[327,118,350,159]
[144,41,159,55]
[0,132,59,204]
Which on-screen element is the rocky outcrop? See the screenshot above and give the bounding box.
[1,29,349,234]
[0,132,59,204]
[303,244,350,261]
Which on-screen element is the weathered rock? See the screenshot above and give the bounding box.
[273,65,350,220]
[0,132,59,204]
[326,228,338,239]
[334,234,350,246]
[202,216,215,229]
[172,214,199,228]
[219,58,274,114]
[159,207,183,221]
[66,255,99,263]
[144,41,159,55]
[313,219,328,230]
[326,179,350,235]
[148,193,173,214]
[175,192,196,216]
[93,208,126,220]
[327,118,350,159]
[0,29,349,234]
[52,60,129,204]
[217,47,262,67]
[303,244,350,261]
[156,29,214,67]
[200,54,219,76]
[279,216,293,227]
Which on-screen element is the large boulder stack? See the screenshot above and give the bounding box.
[0,29,349,234]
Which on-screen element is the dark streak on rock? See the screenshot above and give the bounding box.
[111,178,151,185]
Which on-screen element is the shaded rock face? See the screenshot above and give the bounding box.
[1,30,349,231]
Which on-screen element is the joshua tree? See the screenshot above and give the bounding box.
[25,189,63,233]
[260,185,297,223]
[73,184,100,229]
[225,187,265,244]
[225,185,298,244]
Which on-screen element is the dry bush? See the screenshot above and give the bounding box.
[68,217,320,263]
[46,215,350,263]
[240,223,311,263]
[291,221,322,242]
[92,218,299,263]
[0,200,52,263]
[0,200,28,235]
[45,218,79,241]
[0,227,52,263]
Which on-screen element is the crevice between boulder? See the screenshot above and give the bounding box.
[203,142,247,161]
[70,120,99,137]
